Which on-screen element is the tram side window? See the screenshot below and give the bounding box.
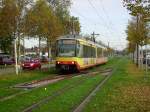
[76,43,84,57]
[91,47,96,58]
[97,48,102,57]
[89,47,92,57]
[94,48,96,57]
[83,45,87,58]
[83,45,96,58]
[87,46,92,58]
[76,42,79,57]
[83,45,89,58]
[82,45,94,58]
[91,47,93,57]
[103,49,108,56]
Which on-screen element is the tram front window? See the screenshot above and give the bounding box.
[57,40,76,57]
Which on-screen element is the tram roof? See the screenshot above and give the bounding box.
[57,35,106,49]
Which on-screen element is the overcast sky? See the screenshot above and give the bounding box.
[26,0,131,50]
[70,0,131,50]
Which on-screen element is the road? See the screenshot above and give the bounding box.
[0,64,55,75]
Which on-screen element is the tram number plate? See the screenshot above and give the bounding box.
[61,65,69,70]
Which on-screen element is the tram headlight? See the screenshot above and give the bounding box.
[71,61,75,64]
[57,61,60,64]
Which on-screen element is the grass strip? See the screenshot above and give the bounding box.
[0,68,56,98]
[0,74,93,112]
[33,75,104,112]
[0,57,119,112]
[0,57,117,99]
[83,57,150,112]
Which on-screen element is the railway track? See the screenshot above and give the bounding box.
[73,68,115,112]
[22,75,88,112]
[0,65,114,112]
[22,67,113,112]
[0,71,89,102]
[72,60,121,112]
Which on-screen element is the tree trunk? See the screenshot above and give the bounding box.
[141,46,143,69]
[132,52,134,62]
[18,36,21,64]
[47,40,52,59]
[14,34,18,75]
[136,44,139,66]
[39,37,41,58]
[47,39,50,58]
[47,39,52,69]
[23,37,25,56]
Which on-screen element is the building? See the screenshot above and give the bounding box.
[0,0,3,8]
[0,49,3,53]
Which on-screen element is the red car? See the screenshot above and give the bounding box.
[0,55,15,65]
[21,58,41,70]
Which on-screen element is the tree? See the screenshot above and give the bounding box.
[123,0,150,66]
[0,0,32,54]
[123,0,150,43]
[123,0,150,18]
[123,1,150,43]
[47,0,81,35]
[0,37,13,53]
[47,0,74,34]
[0,0,19,55]
[46,11,64,58]
[25,0,64,58]
[55,1,70,34]
[127,42,136,53]
[0,0,80,57]
[70,16,80,34]
[15,0,32,57]
[0,0,33,74]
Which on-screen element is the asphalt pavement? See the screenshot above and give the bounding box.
[0,64,55,75]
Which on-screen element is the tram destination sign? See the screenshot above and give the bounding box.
[62,39,76,44]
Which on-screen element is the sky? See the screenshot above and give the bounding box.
[70,0,131,50]
[25,0,131,50]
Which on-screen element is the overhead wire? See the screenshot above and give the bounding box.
[98,0,125,38]
[71,9,97,34]
[71,2,121,39]
[88,0,127,43]
[98,0,114,30]
[71,6,110,37]
[71,0,127,50]
[87,0,116,38]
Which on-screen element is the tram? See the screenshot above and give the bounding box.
[55,35,108,71]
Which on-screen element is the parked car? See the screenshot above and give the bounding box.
[40,56,49,63]
[0,55,15,65]
[21,58,41,70]
[19,55,31,63]
[143,54,150,65]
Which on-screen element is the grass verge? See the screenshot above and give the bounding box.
[0,68,56,99]
[83,57,150,112]
[0,57,119,112]
[33,75,104,112]
[0,75,104,112]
